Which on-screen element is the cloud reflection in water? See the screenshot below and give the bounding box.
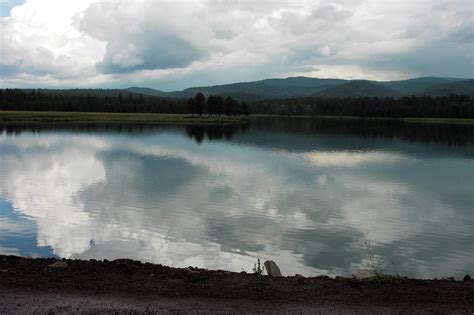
[0,123,472,278]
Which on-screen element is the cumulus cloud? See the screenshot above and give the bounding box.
[1,0,102,76]
[79,0,209,74]
[0,0,472,89]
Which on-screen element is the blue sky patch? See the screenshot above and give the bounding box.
[0,0,24,16]
[0,200,55,258]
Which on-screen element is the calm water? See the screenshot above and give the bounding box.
[0,118,473,278]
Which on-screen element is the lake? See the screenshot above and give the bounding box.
[0,117,473,278]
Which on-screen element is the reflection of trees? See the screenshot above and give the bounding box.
[1,117,473,147]
[0,123,251,144]
[185,124,248,144]
[0,123,173,135]
[250,117,474,147]
[186,125,206,144]
[224,125,234,140]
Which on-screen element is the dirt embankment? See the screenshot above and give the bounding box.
[0,255,472,314]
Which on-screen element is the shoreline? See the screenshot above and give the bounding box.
[0,255,472,313]
[0,111,249,125]
[1,110,473,125]
[252,114,474,125]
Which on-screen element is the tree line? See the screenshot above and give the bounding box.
[0,89,187,113]
[1,89,473,119]
[250,94,474,118]
[186,93,250,117]
[0,89,251,116]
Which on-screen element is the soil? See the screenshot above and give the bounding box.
[0,255,472,314]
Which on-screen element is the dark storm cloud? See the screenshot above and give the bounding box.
[95,32,206,74]
[362,38,474,79]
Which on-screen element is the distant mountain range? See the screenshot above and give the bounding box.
[126,77,474,101]
[7,77,473,102]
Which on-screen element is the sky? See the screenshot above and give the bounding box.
[0,0,473,91]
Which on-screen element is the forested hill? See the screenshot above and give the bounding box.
[126,77,474,101]
[316,81,399,98]
[423,80,474,96]
[1,77,472,103]
[1,76,473,119]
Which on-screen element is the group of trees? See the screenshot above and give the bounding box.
[1,89,473,119]
[250,94,474,118]
[0,89,187,113]
[187,93,250,117]
[0,89,251,116]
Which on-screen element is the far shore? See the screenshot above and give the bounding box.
[1,110,473,125]
[0,110,249,125]
[252,114,474,125]
[0,255,472,313]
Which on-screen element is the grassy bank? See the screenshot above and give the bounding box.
[0,111,249,125]
[2,111,472,125]
[252,114,474,125]
[403,117,474,125]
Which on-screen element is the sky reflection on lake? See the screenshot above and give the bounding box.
[0,118,473,278]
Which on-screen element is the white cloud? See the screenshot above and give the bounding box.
[1,0,105,79]
[302,151,406,167]
[284,64,409,81]
[0,0,472,89]
[0,134,107,257]
[319,45,331,57]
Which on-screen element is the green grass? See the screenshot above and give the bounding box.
[253,114,474,125]
[0,111,249,125]
[2,111,471,125]
[403,117,474,125]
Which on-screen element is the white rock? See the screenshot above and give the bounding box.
[264,260,282,277]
